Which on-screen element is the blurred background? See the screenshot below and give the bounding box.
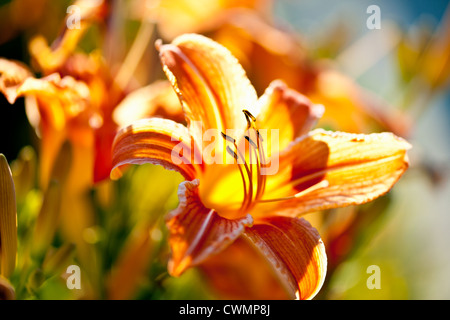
[1,0,449,299]
[275,0,450,299]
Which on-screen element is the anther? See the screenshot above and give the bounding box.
[221,132,236,144]
[244,135,258,148]
[242,109,256,122]
[226,145,238,160]
[242,109,256,129]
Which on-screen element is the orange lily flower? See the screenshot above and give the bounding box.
[111,34,411,299]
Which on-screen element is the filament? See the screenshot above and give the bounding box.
[220,109,270,215]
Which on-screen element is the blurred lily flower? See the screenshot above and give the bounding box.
[397,6,450,92]
[0,58,99,267]
[0,154,18,279]
[0,0,175,189]
[208,11,411,137]
[134,0,411,137]
[111,34,411,299]
[0,0,175,284]
[131,0,270,40]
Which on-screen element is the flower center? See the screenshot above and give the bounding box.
[216,110,330,220]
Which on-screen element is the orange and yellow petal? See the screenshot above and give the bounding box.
[243,216,327,300]
[111,118,203,181]
[200,237,290,299]
[0,69,91,188]
[158,33,258,144]
[0,58,32,103]
[256,80,324,154]
[166,179,253,276]
[260,129,411,216]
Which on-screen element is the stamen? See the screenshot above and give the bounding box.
[252,143,262,201]
[220,110,274,214]
[222,131,252,212]
[225,143,248,211]
[225,145,238,160]
[242,109,256,129]
[242,109,256,122]
[235,146,253,211]
[258,180,329,203]
[244,135,257,148]
[256,129,263,142]
[242,110,267,206]
[255,129,266,201]
[221,132,236,144]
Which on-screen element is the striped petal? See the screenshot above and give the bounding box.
[0,58,32,104]
[200,237,291,299]
[256,80,324,153]
[243,216,327,300]
[111,118,203,181]
[260,129,411,216]
[166,179,253,276]
[158,34,258,144]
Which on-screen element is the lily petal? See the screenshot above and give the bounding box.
[158,34,258,143]
[166,179,253,276]
[0,70,90,188]
[111,118,203,181]
[256,80,324,153]
[1,72,90,132]
[200,237,291,299]
[243,216,327,300]
[0,154,17,278]
[0,58,32,104]
[262,129,411,215]
[113,80,184,128]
